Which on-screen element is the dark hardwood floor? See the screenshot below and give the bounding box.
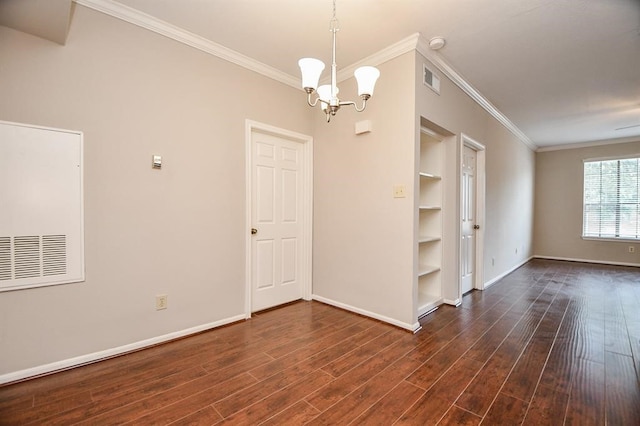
[1,259,639,425]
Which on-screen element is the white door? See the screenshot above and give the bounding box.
[461,145,476,294]
[251,131,304,311]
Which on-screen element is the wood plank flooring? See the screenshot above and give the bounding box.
[1,259,639,425]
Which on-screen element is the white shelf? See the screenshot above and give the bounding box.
[417,130,444,319]
[419,172,442,180]
[418,236,441,243]
[418,264,440,277]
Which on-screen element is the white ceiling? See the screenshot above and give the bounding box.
[5,0,640,148]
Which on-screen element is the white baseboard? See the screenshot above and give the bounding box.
[312,294,420,333]
[533,255,640,268]
[483,256,534,289]
[0,313,246,385]
[443,298,461,306]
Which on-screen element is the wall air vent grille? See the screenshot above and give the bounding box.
[423,64,441,95]
[14,236,41,279]
[0,237,10,281]
[43,235,67,276]
[0,235,68,282]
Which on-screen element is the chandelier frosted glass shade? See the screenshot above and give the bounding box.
[354,66,381,97]
[298,58,325,92]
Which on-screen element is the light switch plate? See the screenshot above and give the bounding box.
[152,155,162,169]
[394,185,406,198]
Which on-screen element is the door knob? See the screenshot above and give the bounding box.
[473,225,480,230]
[251,228,258,235]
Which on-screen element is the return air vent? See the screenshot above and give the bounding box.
[43,235,67,276]
[1,120,84,291]
[0,237,10,281]
[14,236,41,279]
[423,64,441,95]
[0,235,67,281]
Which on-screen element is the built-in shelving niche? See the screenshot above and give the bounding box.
[417,130,444,318]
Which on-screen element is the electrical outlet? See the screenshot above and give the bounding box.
[156,294,168,310]
[629,246,635,253]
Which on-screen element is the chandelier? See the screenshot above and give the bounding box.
[298,0,380,122]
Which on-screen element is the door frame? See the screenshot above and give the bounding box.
[459,134,486,292]
[244,120,313,318]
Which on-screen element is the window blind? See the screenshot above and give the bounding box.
[583,157,640,240]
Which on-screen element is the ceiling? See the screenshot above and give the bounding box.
[3,0,640,149]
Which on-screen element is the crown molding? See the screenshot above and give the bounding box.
[536,135,640,152]
[335,33,421,83]
[415,35,537,151]
[74,2,535,150]
[74,0,300,88]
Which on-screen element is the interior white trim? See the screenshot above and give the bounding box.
[533,255,640,268]
[0,313,246,385]
[415,36,536,151]
[536,136,640,152]
[71,4,535,153]
[245,120,314,316]
[74,0,299,88]
[419,126,446,140]
[582,236,640,243]
[335,33,421,83]
[483,256,533,289]
[312,294,420,333]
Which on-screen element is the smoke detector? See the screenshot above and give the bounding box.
[429,37,446,50]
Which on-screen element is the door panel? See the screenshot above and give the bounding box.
[461,146,476,294]
[256,240,274,289]
[251,132,303,311]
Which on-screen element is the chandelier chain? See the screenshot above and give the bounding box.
[330,0,339,32]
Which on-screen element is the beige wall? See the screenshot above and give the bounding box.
[415,53,535,288]
[312,52,418,328]
[534,140,640,264]
[312,50,536,328]
[0,5,539,377]
[483,120,536,278]
[0,6,312,377]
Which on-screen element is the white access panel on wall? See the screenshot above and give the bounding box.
[0,121,84,291]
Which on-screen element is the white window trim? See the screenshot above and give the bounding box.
[582,155,640,241]
[582,236,640,243]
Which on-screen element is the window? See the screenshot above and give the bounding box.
[583,157,640,240]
